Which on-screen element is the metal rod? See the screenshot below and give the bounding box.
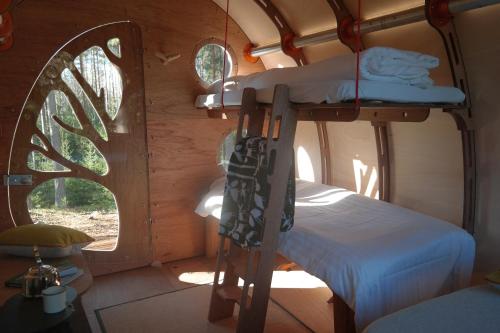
[250,0,500,57]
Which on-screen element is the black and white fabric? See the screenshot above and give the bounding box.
[219,136,295,248]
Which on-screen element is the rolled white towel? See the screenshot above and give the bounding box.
[360,47,439,87]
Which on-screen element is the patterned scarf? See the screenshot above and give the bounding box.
[220,136,295,247]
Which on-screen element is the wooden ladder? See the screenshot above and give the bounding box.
[208,85,298,333]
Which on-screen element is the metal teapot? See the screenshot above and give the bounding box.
[22,245,61,298]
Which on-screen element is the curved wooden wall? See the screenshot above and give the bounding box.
[0,0,265,262]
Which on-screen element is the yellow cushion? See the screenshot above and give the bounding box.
[0,224,94,248]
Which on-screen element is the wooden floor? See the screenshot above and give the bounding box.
[81,256,333,333]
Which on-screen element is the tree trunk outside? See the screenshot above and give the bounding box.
[47,92,66,209]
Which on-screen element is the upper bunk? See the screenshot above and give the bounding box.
[196,47,468,123]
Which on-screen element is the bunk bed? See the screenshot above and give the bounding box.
[197,80,476,332]
[196,178,475,331]
[197,1,478,333]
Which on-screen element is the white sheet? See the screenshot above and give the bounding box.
[363,285,500,333]
[195,179,475,331]
[195,80,465,108]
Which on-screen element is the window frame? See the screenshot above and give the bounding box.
[192,37,238,89]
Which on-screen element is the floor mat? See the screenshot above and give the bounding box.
[97,285,312,333]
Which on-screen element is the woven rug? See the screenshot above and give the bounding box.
[97,285,312,333]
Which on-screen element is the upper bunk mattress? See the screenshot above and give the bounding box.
[195,178,475,331]
[195,79,466,108]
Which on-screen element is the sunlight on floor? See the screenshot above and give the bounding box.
[178,269,327,289]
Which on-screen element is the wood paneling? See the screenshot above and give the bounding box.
[294,121,322,184]
[390,110,463,226]
[0,0,264,267]
[148,118,238,262]
[327,121,380,198]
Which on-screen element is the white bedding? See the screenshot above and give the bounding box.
[195,178,475,331]
[363,285,500,333]
[209,47,439,91]
[195,80,465,107]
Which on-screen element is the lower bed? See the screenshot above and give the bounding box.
[195,178,475,331]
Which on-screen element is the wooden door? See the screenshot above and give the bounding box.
[7,22,151,275]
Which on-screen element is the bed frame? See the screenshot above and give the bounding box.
[206,1,476,332]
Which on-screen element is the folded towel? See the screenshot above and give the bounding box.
[360,47,439,87]
[208,47,440,93]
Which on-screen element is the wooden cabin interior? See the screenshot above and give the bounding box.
[0,0,499,332]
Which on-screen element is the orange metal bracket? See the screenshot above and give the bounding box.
[243,43,259,63]
[325,0,365,52]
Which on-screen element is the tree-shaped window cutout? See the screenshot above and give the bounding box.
[35,90,109,176]
[9,23,151,271]
[28,178,119,251]
[73,45,123,120]
[31,134,48,150]
[20,39,124,251]
[28,151,70,173]
[107,38,121,58]
[61,71,108,141]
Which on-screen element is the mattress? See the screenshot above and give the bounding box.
[195,178,475,331]
[195,79,465,108]
[363,285,500,333]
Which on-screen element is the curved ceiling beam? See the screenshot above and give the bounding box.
[325,0,364,52]
[326,0,391,203]
[425,0,476,235]
[252,0,307,66]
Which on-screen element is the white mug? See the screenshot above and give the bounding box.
[42,286,67,314]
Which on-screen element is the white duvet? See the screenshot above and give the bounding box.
[195,178,475,331]
[197,47,464,108]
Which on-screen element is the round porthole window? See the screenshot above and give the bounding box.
[193,38,237,88]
